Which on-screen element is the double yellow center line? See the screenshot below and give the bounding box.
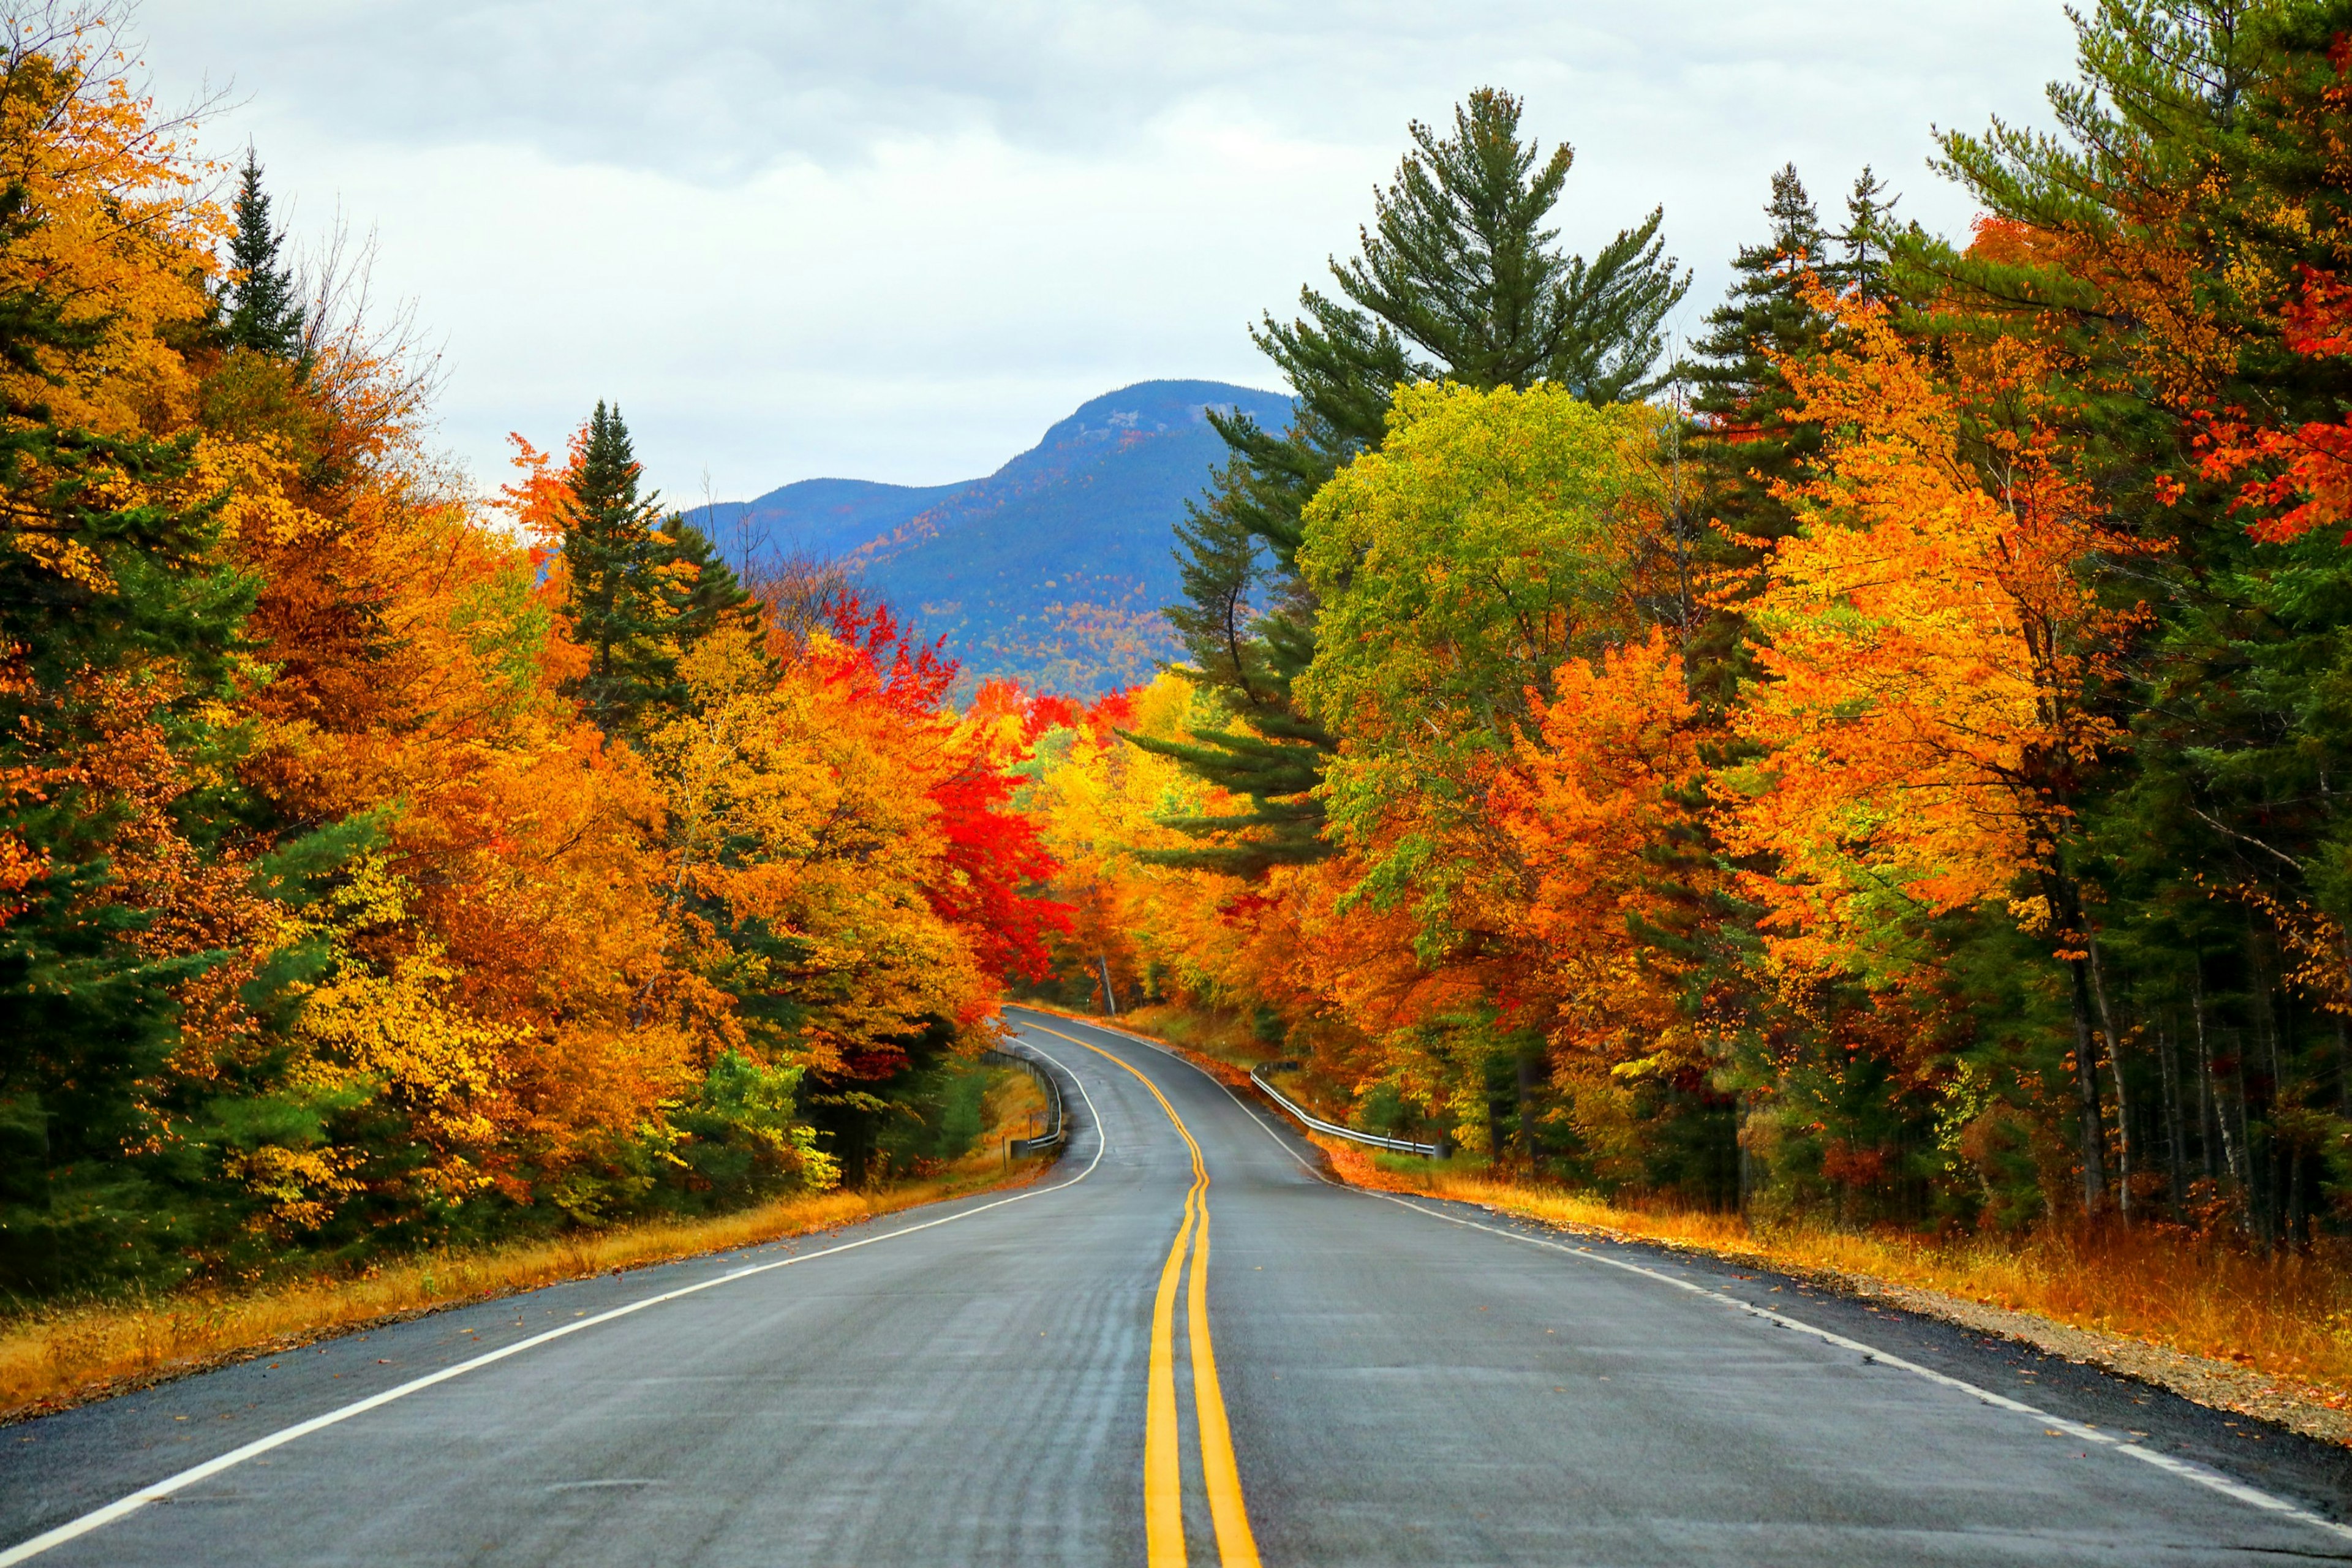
[1019,1020,1260,1568]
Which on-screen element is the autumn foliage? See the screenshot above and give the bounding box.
[1031,6,2352,1257]
[34,0,2352,1303]
[0,21,1067,1293]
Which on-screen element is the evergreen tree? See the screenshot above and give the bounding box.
[1643,166,1909,1198]
[1892,0,2352,1229]
[1678,164,1915,706]
[665,518,756,649]
[1684,165,1833,559]
[1141,88,1690,874]
[560,402,692,733]
[222,148,304,360]
[0,172,261,1289]
[1834,166,1901,304]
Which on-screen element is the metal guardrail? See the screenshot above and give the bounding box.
[982,1046,1068,1157]
[1248,1060,1443,1158]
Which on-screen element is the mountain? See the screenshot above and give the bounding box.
[714,380,1294,696]
[688,476,963,565]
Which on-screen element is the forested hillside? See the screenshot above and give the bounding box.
[692,476,963,567]
[704,381,1292,695]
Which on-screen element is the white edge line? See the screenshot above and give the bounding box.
[1356,1192,2352,1544]
[1009,1009,2352,1550]
[0,1041,1107,1567]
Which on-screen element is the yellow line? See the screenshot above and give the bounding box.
[1017,1017,1259,1567]
[1188,1202,1262,1567]
[1145,1175,1197,1567]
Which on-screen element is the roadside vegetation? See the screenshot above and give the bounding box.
[0,6,1093,1317]
[1017,2,2352,1396]
[0,1064,1051,1419]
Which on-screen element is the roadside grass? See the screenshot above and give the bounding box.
[0,1066,1057,1422]
[1322,1140,2352,1404]
[980,1064,1049,1147]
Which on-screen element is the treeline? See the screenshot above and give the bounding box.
[1046,6,2352,1246]
[0,17,1071,1295]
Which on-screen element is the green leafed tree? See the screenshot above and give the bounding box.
[561,402,691,733]
[1684,166,1832,548]
[666,518,757,650]
[1140,86,1690,876]
[559,404,752,736]
[1836,166,1902,306]
[222,148,304,361]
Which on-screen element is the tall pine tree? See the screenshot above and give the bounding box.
[222,148,304,360]
[666,518,756,649]
[1684,165,1833,560]
[1679,164,1905,705]
[560,403,692,734]
[1836,166,1901,304]
[1140,88,1690,875]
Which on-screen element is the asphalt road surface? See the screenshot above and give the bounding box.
[4,1006,2351,1566]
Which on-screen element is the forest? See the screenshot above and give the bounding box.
[0,11,1086,1294]
[1035,0,2352,1256]
[6,0,2350,1306]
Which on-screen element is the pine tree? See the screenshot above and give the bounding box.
[1835,166,1901,304]
[222,148,304,360]
[666,519,756,649]
[0,173,260,1289]
[1141,88,1689,873]
[1685,166,1832,548]
[560,403,692,733]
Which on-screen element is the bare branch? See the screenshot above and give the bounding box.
[2188,806,2303,870]
[292,201,449,469]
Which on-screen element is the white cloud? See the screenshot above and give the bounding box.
[133,0,2082,499]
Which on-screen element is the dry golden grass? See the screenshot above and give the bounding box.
[982,1063,1049,1139]
[1319,1140,2352,1404]
[0,1067,1056,1421]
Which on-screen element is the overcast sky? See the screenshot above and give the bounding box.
[135,2,2082,504]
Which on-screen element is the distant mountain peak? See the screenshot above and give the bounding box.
[715,379,1293,696]
[1039,379,1284,448]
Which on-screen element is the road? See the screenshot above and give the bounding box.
[2,1006,2350,1566]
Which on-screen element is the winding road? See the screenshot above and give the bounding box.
[3,1006,2350,1566]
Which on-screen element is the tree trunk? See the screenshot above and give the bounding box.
[1514,1050,1542,1169]
[2233,1033,2265,1248]
[2158,1012,2186,1214]
[2338,1012,2352,1118]
[2288,1147,2308,1253]
[2085,937,2131,1220]
[1736,1098,1752,1216]
[2069,957,2108,1217]
[2193,970,2220,1183]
